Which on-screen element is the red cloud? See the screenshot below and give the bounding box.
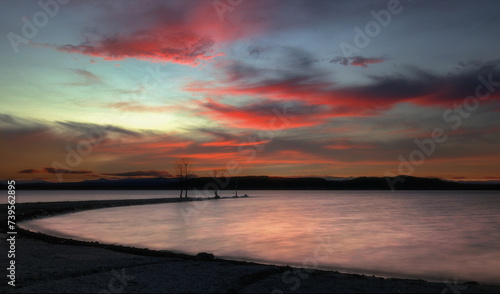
[188,63,500,117]
[187,78,386,119]
[196,98,332,130]
[49,2,265,65]
[56,32,220,65]
[95,136,194,158]
[201,139,270,147]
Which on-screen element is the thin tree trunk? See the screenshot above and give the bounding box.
[184,177,187,198]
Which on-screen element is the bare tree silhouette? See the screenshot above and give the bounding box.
[210,168,226,198]
[174,160,184,198]
[174,158,192,198]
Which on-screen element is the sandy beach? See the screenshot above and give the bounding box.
[2,198,500,293]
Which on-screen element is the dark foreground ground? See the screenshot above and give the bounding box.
[1,197,499,293]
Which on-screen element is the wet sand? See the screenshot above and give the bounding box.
[1,197,499,293]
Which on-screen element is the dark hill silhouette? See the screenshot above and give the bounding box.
[3,176,500,190]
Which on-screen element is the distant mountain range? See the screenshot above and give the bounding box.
[3,176,500,190]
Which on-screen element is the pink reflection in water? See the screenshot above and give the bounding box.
[20,191,500,285]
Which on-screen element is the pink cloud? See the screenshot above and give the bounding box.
[49,2,266,65]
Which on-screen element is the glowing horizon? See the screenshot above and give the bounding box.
[1,0,500,182]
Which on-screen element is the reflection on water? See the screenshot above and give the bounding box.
[14,190,181,203]
[20,191,500,285]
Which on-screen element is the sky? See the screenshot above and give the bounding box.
[1,0,500,182]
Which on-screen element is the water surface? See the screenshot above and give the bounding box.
[14,190,179,203]
[20,190,500,285]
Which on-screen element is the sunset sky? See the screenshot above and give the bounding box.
[1,0,500,182]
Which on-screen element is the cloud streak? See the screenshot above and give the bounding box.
[65,69,102,86]
[103,170,173,177]
[43,167,93,174]
[330,56,386,67]
[18,169,41,174]
[197,98,331,130]
[188,61,500,117]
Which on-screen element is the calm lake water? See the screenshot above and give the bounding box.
[19,190,500,285]
[14,190,181,203]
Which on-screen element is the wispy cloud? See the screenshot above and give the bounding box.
[330,56,386,67]
[65,68,102,86]
[106,101,179,113]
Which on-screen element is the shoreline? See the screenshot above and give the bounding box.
[2,197,500,293]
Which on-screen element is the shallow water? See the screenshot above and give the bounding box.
[20,190,500,285]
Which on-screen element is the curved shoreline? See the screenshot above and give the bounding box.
[10,197,247,261]
[3,197,500,293]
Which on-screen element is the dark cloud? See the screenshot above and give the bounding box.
[56,121,142,137]
[247,45,317,70]
[0,114,148,150]
[346,62,500,106]
[330,56,386,67]
[456,60,485,70]
[18,169,41,174]
[103,170,172,177]
[0,114,49,135]
[190,127,242,141]
[279,46,317,70]
[224,46,321,85]
[0,114,16,124]
[224,60,263,83]
[248,45,271,59]
[43,167,93,174]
